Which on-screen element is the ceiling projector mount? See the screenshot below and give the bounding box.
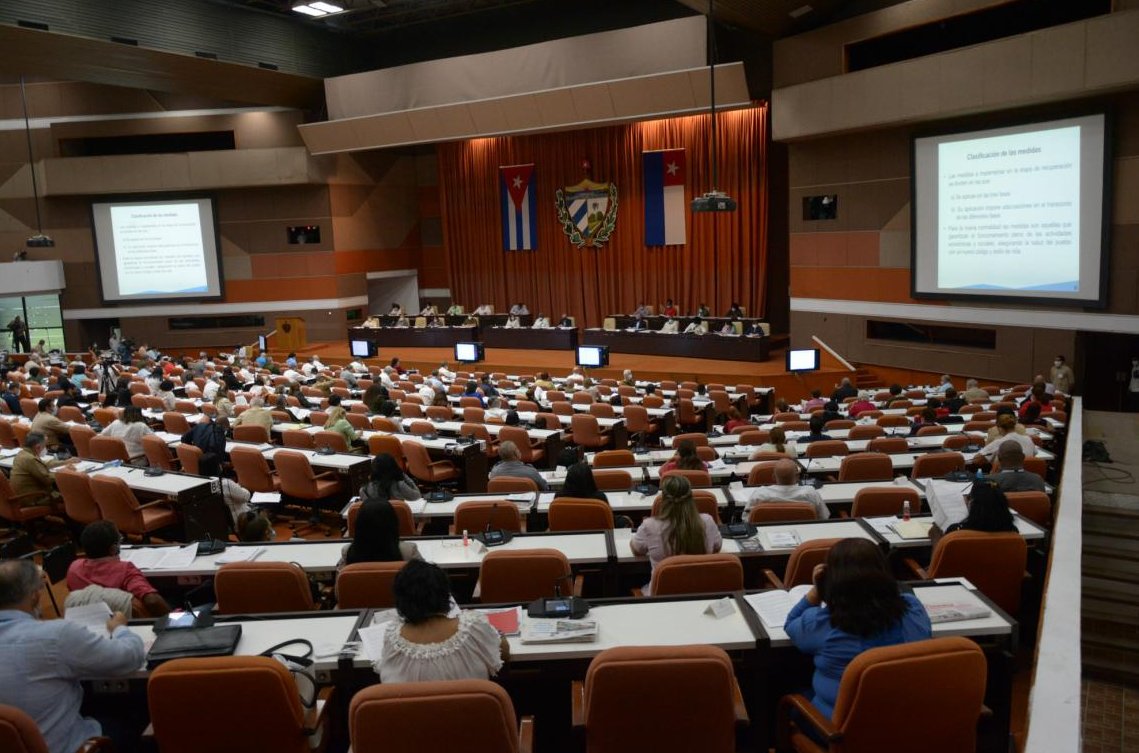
[20,75,54,249]
[691,0,736,214]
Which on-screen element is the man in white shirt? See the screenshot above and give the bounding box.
[388,303,403,316]
[683,318,708,335]
[565,367,585,384]
[509,303,529,316]
[474,304,493,316]
[418,383,437,407]
[202,376,221,401]
[281,367,303,382]
[744,459,830,520]
[532,314,551,329]
[347,359,368,373]
[660,318,679,334]
[631,302,651,318]
[420,303,439,316]
[439,362,456,380]
[379,367,396,388]
[504,315,521,329]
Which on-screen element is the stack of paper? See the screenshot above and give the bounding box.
[926,479,970,531]
[744,585,813,629]
[120,544,198,570]
[760,530,802,550]
[213,546,266,564]
[890,519,934,540]
[64,601,113,637]
[520,618,599,644]
[251,492,281,505]
[924,602,992,623]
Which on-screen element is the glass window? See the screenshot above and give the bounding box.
[0,295,67,353]
[25,295,63,328]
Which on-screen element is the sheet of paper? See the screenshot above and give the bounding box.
[213,546,265,564]
[149,544,199,570]
[926,479,970,531]
[356,623,389,663]
[119,546,183,569]
[865,516,898,536]
[251,492,281,505]
[760,530,801,550]
[890,520,934,540]
[64,601,113,637]
[744,585,813,629]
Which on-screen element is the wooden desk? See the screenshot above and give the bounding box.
[582,329,769,363]
[482,327,579,351]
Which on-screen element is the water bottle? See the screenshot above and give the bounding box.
[975,467,983,480]
[903,500,911,521]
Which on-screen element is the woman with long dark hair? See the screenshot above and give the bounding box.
[342,499,420,565]
[554,462,607,502]
[359,453,422,502]
[786,538,931,719]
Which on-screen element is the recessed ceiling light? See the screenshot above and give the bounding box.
[309,1,345,13]
[789,5,813,18]
[292,4,327,16]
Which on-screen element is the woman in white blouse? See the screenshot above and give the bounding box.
[99,405,154,459]
[376,560,509,683]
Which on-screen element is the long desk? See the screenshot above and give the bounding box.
[481,327,578,351]
[395,418,565,470]
[582,329,769,363]
[348,326,478,349]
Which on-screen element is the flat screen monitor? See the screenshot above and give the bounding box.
[576,345,609,368]
[455,342,485,363]
[257,335,268,352]
[350,339,377,358]
[786,348,820,372]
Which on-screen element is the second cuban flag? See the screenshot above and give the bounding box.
[500,163,537,251]
[643,148,686,246]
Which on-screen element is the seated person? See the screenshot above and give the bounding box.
[695,303,711,317]
[473,303,493,316]
[785,538,932,719]
[462,314,479,327]
[661,299,678,317]
[100,405,154,459]
[847,396,877,418]
[962,378,990,403]
[532,313,551,329]
[631,302,651,318]
[659,317,679,334]
[425,316,444,328]
[504,314,522,329]
[66,521,171,616]
[446,302,464,316]
[374,559,507,682]
[235,510,274,542]
[750,425,796,459]
[630,476,722,595]
[722,407,750,434]
[323,406,361,449]
[683,317,708,335]
[745,458,829,519]
[942,388,966,415]
[990,440,1046,493]
[509,303,529,316]
[488,440,549,491]
[800,414,832,444]
[817,401,843,426]
[802,390,826,412]
[31,398,74,449]
[359,453,423,502]
[394,315,410,328]
[931,374,954,393]
[341,498,421,566]
[554,462,608,502]
[724,302,744,319]
[659,439,708,475]
[979,412,1035,461]
[743,321,765,337]
[909,407,940,436]
[718,320,738,335]
[630,314,649,331]
[388,302,403,316]
[11,432,76,507]
[929,479,1018,546]
[565,367,586,384]
[462,380,485,405]
[420,303,439,317]
[233,397,273,434]
[363,315,381,328]
[831,378,858,403]
[557,313,574,328]
[1020,401,1049,430]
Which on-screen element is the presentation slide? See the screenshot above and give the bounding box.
[912,113,1108,306]
[92,196,223,303]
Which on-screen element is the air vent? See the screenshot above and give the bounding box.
[195,51,219,60]
[17,20,49,31]
[110,36,139,46]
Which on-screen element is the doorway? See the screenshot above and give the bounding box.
[1075,331,1139,411]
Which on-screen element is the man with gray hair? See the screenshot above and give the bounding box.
[962,378,990,403]
[744,458,830,520]
[0,559,144,753]
[232,396,273,434]
[488,440,550,491]
[991,439,1046,493]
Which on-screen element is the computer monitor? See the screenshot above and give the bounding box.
[576,345,609,368]
[786,348,821,372]
[454,342,485,363]
[257,334,267,352]
[349,339,377,358]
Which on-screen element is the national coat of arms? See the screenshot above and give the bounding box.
[555,167,618,247]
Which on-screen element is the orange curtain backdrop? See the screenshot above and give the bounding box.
[437,103,769,327]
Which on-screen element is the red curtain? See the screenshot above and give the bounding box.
[437,103,769,326]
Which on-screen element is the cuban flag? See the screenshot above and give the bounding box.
[643,148,686,246]
[500,164,537,251]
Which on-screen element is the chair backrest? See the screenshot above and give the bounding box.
[1004,491,1052,528]
[313,430,350,453]
[806,440,848,458]
[487,476,539,494]
[593,469,633,491]
[851,487,919,518]
[0,420,17,449]
[838,452,893,482]
[479,548,574,603]
[876,415,910,427]
[867,437,908,454]
[161,412,190,435]
[69,424,96,457]
[175,443,202,475]
[746,461,779,486]
[336,561,407,609]
[350,680,522,753]
[345,499,417,538]
[149,657,309,753]
[453,501,522,534]
[848,425,885,440]
[570,414,607,447]
[497,427,538,461]
[229,445,277,493]
[548,497,615,531]
[928,531,1027,615]
[215,561,315,614]
[594,450,634,468]
[737,431,769,446]
[233,424,270,444]
[622,405,651,433]
[89,475,143,534]
[88,436,130,463]
[660,468,711,487]
[829,637,987,753]
[746,502,816,523]
[781,538,842,587]
[583,645,739,753]
[650,554,743,596]
[824,419,856,431]
[911,452,966,479]
[274,450,324,499]
[916,424,948,436]
[139,433,175,470]
[0,703,49,753]
[368,435,406,469]
[54,468,102,526]
[673,432,708,447]
[56,405,85,423]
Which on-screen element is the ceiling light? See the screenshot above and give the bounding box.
[789,5,813,18]
[309,2,345,13]
[292,4,328,16]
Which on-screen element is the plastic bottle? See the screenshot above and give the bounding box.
[903,500,911,521]
[462,529,469,548]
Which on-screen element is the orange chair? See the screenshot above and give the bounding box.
[487,476,539,494]
[368,435,408,470]
[215,561,316,613]
[850,487,919,518]
[408,421,436,437]
[161,412,190,435]
[593,450,634,468]
[336,561,407,609]
[548,497,615,531]
[460,423,498,458]
[0,473,56,529]
[905,531,1027,615]
[991,456,1048,478]
[313,430,350,453]
[848,425,885,440]
[589,403,615,419]
[370,416,401,433]
[747,502,817,524]
[570,414,611,450]
[911,452,966,479]
[649,554,743,596]
[54,467,102,526]
[275,450,343,529]
[88,436,131,463]
[345,499,419,537]
[141,434,178,470]
[673,432,708,447]
[777,637,986,753]
[622,405,659,445]
[824,419,856,431]
[175,443,203,475]
[0,702,112,753]
[278,429,313,449]
[452,501,522,535]
[89,475,177,541]
[837,452,893,482]
[876,415,910,428]
[660,468,711,487]
[498,426,545,465]
[551,402,574,417]
[677,399,703,431]
[916,424,948,436]
[942,434,970,450]
[1004,491,1052,528]
[399,402,423,419]
[763,537,841,589]
[738,431,770,446]
[350,680,532,753]
[0,421,18,449]
[149,657,329,753]
[403,441,460,486]
[573,645,745,753]
[233,424,270,444]
[69,425,96,457]
[650,491,721,524]
[806,440,848,458]
[746,462,779,486]
[230,445,281,493]
[479,548,581,603]
[593,470,633,491]
[867,437,908,454]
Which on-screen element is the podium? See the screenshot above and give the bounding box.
[275,317,307,351]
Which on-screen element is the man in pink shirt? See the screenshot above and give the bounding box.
[848,397,877,418]
[66,521,170,616]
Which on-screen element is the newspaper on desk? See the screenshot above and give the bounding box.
[520,618,599,644]
[925,479,971,531]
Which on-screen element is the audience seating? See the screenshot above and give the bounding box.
[233,424,271,444]
[175,444,203,475]
[867,437,907,454]
[87,436,131,464]
[230,445,281,493]
[215,561,316,613]
[479,548,582,603]
[0,702,111,753]
[275,450,343,533]
[0,421,17,449]
[848,425,885,440]
[776,637,986,753]
[89,475,176,542]
[367,435,406,469]
[313,430,350,453]
[162,412,191,435]
[593,450,634,468]
[660,469,711,487]
[570,414,611,450]
[747,502,817,524]
[548,497,615,531]
[837,452,893,482]
[746,462,779,486]
[911,452,966,479]
[650,491,721,524]
[805,440,848,458]
[404,441,460,487]
[487,476,540,494]
[850,487,919,518]
[141,434,178,470]
[336,561,406,609]
[1004,491,1052,528]
[452,501,523,535]
[593,470,633,491]
[572,645,746,753]
[905,531,1027,615]
[350,680,532,753]
[0,474,56,529]
[54,468,102,526]
[69,425,96,457]
[345,499,419,537]
[648,554,743,597]
[763,538,841,589]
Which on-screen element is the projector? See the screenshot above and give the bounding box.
[26,234,54,248]
[690,191,737,212]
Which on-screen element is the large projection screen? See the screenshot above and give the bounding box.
[91,196,224,303]
[912,113,1110,307]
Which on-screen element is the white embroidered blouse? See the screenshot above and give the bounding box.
[376,610,503,683]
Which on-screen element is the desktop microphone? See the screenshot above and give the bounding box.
[476,501,511,546]
[635,465,656,496]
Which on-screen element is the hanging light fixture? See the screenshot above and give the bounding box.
[20,75,54,248]
[691,0,737,213]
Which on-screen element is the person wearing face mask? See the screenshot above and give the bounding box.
[30,398,74,450]
[1128,356,1139,413]
[1050,355,1074,394]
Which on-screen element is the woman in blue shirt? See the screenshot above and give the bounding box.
[785,538,931,719]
